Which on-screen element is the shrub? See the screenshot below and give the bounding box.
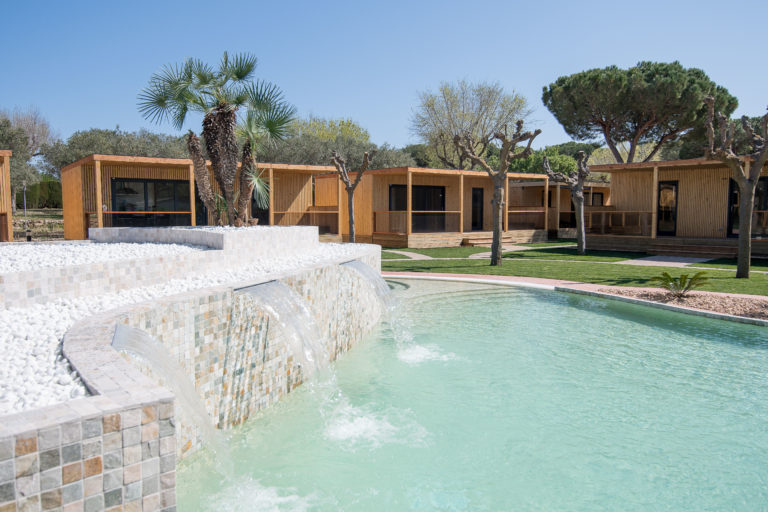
[649,271,710,299]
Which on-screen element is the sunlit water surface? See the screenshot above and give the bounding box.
[178,280,768,511]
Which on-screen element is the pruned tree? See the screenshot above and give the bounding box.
[330,150,375,243]
[543,151,591,255]
[453,120,541,265]
[543,62,737,163]
[704,96,768,279]
[412,80,530,170]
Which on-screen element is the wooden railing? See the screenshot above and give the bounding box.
[373,210,461,234]
[586,211,653,236]
[273,211,339,234]
[507,207,546,230]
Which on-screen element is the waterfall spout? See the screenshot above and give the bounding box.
[111,324,231,469]
[236,281,329,380]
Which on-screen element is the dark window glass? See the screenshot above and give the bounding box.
[389,185,407,211]
[592,192,604,206]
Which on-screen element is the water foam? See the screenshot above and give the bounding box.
[202,476,317,512]
[397,344,457,365]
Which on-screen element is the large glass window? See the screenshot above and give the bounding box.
[110,178,191,227]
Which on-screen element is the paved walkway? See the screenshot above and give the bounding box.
[468,244,576,259]
[614,255,713,267]
[384,249,433,260]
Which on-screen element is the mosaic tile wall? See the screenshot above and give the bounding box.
[118,252,382,459]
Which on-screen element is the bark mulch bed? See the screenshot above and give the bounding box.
[597,288,768,321]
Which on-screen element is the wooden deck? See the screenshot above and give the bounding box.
[586,235,768,258]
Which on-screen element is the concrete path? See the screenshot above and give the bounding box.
[614,255,713,268]
[383,249,434,260]
[468,243,576,259]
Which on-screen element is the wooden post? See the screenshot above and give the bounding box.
[555,183,561,233]
[459,173,464,234]
[503,177,509,232]
[268,167,275,226]
[188,164,196,226]
[2,155,11,240]
[406,169,412,236]
[651,166,659,239]
[94,160,103,228]
[543,177,549,233]
[336,175,341,235]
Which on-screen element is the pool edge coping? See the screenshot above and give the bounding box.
[382,272,768,328]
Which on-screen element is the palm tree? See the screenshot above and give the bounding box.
[138,52,295,225]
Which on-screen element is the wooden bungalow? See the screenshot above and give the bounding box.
[335,167,550,248]
[508,179,612,238]
[584,158,768,257]
[61,154,341,240]
[0,150,11,242]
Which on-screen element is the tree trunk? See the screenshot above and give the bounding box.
[203,108,239,225]
[236,143,255,226]
[736,179,756,278]
[10,185,16,215]
[187,132,219,226]
[572,192,586,255]
[490,177,505,266]
[347,187,356,243]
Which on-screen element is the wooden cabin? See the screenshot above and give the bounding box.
[336,167,550,248]
[61,154,341,240]
[508,180,612,238]
[584,158,768,257]
[0,150,12,242]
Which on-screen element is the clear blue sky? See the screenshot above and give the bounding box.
[2,0,766,149]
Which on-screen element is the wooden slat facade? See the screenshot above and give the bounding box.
[0,151,12,242]
[61,155,340,239]
[594,160,768,240]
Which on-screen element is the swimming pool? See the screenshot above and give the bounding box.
[177,279,768,510]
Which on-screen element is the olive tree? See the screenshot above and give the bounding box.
[412,80,530,170]
[704,96,768,278]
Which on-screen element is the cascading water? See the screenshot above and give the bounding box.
[111,324,232,473]
[342,260,412,345]
[236,281,329,380]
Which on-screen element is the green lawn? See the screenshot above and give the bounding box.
[503,247,646,262]
[382,258,768,296]
[383,246,490,258]
[690,258,768,271]
[381,251,405,260]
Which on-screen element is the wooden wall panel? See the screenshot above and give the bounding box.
[610,171,653,212]
[62,166,86,240]
[81,164,97,213]
[273,171,312,213]
[659,167,730,238]
[314,174,339,207]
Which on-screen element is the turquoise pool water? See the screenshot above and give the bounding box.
[177,279,768,511]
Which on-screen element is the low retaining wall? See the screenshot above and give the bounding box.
[0,227,320,309]
[0,228,383,511]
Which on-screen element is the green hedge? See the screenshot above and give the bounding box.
[16,181,63,209]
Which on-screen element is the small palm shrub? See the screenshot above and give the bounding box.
[649,271,710,299]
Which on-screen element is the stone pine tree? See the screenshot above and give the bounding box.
[543,151,591,255]
[453,120,541,265]
[330,150,374,243]
[704,96,768,279]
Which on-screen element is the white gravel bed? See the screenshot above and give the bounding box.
[0,243,368,414]
[0,242,205,274]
